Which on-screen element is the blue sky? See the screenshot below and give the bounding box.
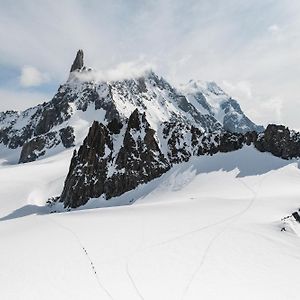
[0,0,299,129]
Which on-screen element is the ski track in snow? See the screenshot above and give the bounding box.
[126,261,145,300]
[47,216,115,300]
[125,173,269,300]
[125,214,146,300]
[180,175,267,300]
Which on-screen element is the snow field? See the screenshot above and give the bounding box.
[0,146,300,299]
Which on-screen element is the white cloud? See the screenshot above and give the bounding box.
[106,59,156,81]
[20,66,50,87]
[0,0,299,129]
[268,24,280,33]
[72,58,156,83]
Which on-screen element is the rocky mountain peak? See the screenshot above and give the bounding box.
[59,109,170,208]
[0,50,265,165]
[127,108,147,131]
[70,49,84,72]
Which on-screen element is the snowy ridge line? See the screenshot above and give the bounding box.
[181,175,267,299]
[47,216,115,300]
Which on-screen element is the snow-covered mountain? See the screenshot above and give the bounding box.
[1,50,299,211]
[180,80,264,133]
[0,50,262,164]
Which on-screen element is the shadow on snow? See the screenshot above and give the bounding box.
[0,204,49,222]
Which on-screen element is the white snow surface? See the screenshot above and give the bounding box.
[1,146,300,299]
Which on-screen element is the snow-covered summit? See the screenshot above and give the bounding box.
[180,79,264,133]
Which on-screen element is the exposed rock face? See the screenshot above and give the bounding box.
[59,126,75,148]
[292,212,300,223]
[19,137,47,163]
[60,110,170,208]
[59,115,256,208]
[59,115,300,209]
[19,126,75,163]
[255,124,300,159]
[61,121,113,208]
[19,132,59,163]
[162,122,258,164]
[70,49,84,72]
[106,109,170,199]
[161,123,297,164]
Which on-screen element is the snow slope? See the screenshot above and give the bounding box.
[1,146,300,299]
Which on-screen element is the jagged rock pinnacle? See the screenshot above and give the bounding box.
[70,49,84,72]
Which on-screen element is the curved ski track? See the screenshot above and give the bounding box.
[180,175,267,299]
[126,175,267,300]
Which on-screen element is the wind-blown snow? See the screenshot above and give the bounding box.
[1,146,300,299]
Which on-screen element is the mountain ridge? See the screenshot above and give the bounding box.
[57,105,300,208]
[0,50,263,164]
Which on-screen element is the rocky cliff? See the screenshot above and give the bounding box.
[60,109,170,208]
[59,119,300,208]
[255,124,300,159]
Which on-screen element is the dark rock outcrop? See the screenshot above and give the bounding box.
[34,102,70,136]
[19,138,47,163]
[162,122,258,164]
[292,212,300,223]
[60,121,113,208]
[107,118,123,134]
[60,110,170,208]
[107,109,170,199]
[59,126,75,148]
[70,49,84,72]
[19,126,75,163]
[254,124,300,159]
[19,132,60,163]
